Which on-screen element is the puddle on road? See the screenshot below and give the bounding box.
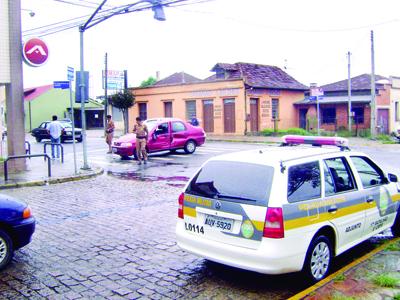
[108,170,189,186]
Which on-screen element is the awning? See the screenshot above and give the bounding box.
[295,95,371,105]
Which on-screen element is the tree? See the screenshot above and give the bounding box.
[109,89,135,133]
[140,76,157,87]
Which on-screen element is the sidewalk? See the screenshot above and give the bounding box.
[292,237,400,300]
[0,143,103,189]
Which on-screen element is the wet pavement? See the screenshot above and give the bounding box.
[0,174,397,299]
[0,132,399,299]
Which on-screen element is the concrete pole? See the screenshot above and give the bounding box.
[79,29,90,169]
[347,51,352,133]
[370,30,377,138]
[6,0,26,171]
[104,52,108,130]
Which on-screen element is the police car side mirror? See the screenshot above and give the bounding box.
[388,173,398,183]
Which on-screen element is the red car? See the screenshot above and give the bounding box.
[112,118,206,159]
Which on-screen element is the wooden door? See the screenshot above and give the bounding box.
[250,98,259,132]
[299,108,308,129]
[377,109,389,134]
[202,100,214,133]
[224,98,236,133]
[164,102,172,118]
[138,103,147,120]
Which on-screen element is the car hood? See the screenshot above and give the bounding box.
[115,133,136,143]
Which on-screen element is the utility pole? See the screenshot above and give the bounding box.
[124,70,128,133]
[104,52,108,130]
[347,51,352,134]
[370,30,376,138]
[7,0,26,171]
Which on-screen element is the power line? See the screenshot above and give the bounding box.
[23,0,199,38]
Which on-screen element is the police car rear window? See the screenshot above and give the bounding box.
[186,160,274,205]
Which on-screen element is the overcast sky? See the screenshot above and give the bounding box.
[21,0,400,98]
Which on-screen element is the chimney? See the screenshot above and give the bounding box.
[181,71,185,83]
[156,71,160,81]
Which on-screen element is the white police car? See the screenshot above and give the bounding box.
[176,135,400,282]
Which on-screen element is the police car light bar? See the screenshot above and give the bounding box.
[282,135,349,148]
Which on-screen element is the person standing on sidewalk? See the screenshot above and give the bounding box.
[132,117,148,165]
[47,115,63,159]
[105,115,115,154]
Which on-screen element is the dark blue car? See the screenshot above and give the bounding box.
[0,195,35,269]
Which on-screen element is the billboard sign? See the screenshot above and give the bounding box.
[102,70,124,90]
[23,37,49,67]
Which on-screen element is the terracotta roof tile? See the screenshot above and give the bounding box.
[154,72,201,86]
[320,74,388,92]
[210,62,308,90]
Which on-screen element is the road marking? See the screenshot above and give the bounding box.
[196,149,223,153]
[169,154,189,158]
[288,237,400,300]
[150,157,173,161]
[202,146,239,151]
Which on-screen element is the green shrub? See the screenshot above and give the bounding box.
[372,273,398,288]
[357,129,371,138]
[260,129,275,136]
[285,128,309,135]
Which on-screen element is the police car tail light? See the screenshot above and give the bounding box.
[178,193,184,219]
[263,207,284,238]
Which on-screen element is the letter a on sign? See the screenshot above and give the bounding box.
[23,37,49,67]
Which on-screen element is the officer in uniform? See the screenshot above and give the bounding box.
[133,117,148,164]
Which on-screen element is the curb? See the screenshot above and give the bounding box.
[0,167,104,190]
[207,138,279,144]
[288,237,400,300]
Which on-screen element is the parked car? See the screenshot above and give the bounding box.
[0,194,35,269]
[176,135,400,282]
[112,118,206,159]
[31,121,82,143]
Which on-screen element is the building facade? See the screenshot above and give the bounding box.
[130,63,308,135]
[295,74,393,134]
[24,85,104,131]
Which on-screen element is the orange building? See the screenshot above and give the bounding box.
[129,63,308,135]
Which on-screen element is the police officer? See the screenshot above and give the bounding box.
[133,117,148,165]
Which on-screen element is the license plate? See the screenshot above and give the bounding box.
[204,215,234,232]
[112,147,118,153]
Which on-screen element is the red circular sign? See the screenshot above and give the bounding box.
[23,37,49,67]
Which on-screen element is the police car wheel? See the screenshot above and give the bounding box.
[303,235,332,282]
[0,229,13,270]
[184,140,196,154]
[391,212,400,237]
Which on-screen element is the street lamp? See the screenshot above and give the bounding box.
[78,0,166,170]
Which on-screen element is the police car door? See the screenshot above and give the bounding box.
[323,157,364,250]
[349,156,397,237]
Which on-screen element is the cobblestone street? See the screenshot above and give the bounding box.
[0,175,308,299]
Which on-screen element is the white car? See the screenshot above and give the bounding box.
[176,135,400,282]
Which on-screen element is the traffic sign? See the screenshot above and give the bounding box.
[23,37,49,67]
[75,71,89,103]
[67,66,74,81]
[53,81,70,89]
